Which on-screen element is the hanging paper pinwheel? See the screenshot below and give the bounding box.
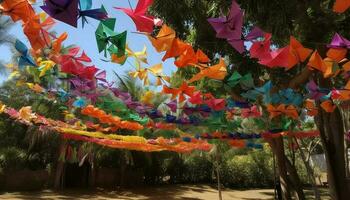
[270,88,303,106]
[250,33,272,59]
[163,82,195,103]
[258,37,313,70]
[79,1,108,27]
[95,70,107,83]
[331,81,350,101]
[38,59,56,77]
[147,63,170,86]
[127,45,148,65]
[307,51,332,77]
[79,0,92,10]
[56,89,70,102]
[41,0,79,27]
[189,91,203,105]
[129,65,149,85]
[73,97,87,108]
[0,0,35,22]
[227,71,254,89]
[14,39,37,68]
[52,32,68,55]
[60,47,91,65]
[161,39,193,63]
[95,18,127,57]
[112,44,148,65]
[165,100,177,112]
[174,48,210,68]
[287,37,313,69]
[22,13,55,50]
[267,104,299,119]
[18,106,36,122]
[327,33,350,49]
[0,104,5,114]
[304,99,318,116]
[333,0,350,13]
[114,0,159,33]
[320,100,336,113]
[204,94,226,111]
[59,47,98,80]
[41,0,108,27]
[306,80,330,101]
[111,53,128,65]
[326,48,347,66]
[241,81,272,103]
[70,77,97,92]
[147,24,176,52]
[26,83,45,93]
[141,91,155,105]
[129,63,169,86]
[241,105,261,118]
[207,0,244,53]
[189,58,227,83]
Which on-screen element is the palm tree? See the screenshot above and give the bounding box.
[0,16,15,75]
[114,71,145,101]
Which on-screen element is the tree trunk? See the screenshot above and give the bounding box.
[268,137,292,200]
[216,151,223,200]
[89,159,96,188]
[315,107,350,200]
[120,161,126,187]
[54,161,64,189]
[295,138,321,200]
[339,103,350,178]
[268,137,306,200]
[285,158,305,200]
[54,142,66,189]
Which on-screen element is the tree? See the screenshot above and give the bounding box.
[150,0,350,199]
[0,16,15,75]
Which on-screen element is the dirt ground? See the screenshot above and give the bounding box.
[0,185,330,200]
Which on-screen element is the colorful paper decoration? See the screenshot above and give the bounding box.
[41,0,108,27]
[95,18,127,57]
[0,0,35,22]
[207,0,244,53]
[114,0,159,33]
[163,82,195,103]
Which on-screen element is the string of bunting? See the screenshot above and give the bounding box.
[0,0,347,152]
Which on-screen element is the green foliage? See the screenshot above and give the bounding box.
[220,149,274,188]
[114,72,144,101]
[0,81,64,120]
[0,79,65,172]
[0,1,331,190]
[150,0,350,99]
[0,147,27,171]
[0,16,15,76]
[182,152,213,183]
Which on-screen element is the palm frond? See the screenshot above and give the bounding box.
[0,60,8,76]
[113,71,130,91]
[113,71,144,101]
[0,16,14,45]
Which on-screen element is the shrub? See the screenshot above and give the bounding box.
[0,147,27,171]
[220,149,274,188]
[183,153,213,183]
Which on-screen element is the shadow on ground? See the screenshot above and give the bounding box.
[0,185,330,200]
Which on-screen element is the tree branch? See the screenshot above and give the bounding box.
[288,67,313,89]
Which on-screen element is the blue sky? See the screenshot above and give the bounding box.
[0,0,176,85]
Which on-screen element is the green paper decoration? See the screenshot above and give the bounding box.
[95,18,127,57]
[227,71,254,89]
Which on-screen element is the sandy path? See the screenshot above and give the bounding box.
[0,185,329,200]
